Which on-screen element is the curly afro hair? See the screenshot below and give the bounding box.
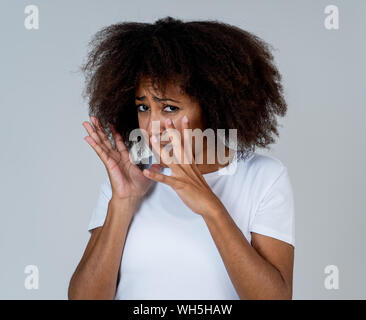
[80,16,287,161]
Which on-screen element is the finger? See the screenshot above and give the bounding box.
[84,135,115,170]
[149,163,163,173]
[181,115,195,165]
[165,119,185,165]
[142,167,181,188]
[83,121,110,155]
[165,119,203,180]
[110,123,139,167]
[150,134,183,174]
[164,119,197,179]
[165,117,193,166]
[149,134,166,164]
[91,116,114,150]
[110,123,129,155]
[180,115,205,182]
[83,120,103,145]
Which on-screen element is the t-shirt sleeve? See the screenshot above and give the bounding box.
[87,175,112,233]
[249,166,295,247]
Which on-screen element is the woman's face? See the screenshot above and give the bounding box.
[135,77,206,167]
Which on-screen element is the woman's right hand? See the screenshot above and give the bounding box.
[82,116,162,202]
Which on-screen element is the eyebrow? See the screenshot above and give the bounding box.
[135,95,181,103]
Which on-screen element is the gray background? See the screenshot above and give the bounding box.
[1,0,365,299]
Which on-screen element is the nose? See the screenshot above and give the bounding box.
[147,114,168,143]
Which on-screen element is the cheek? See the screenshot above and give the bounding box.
[187,109,205,129]
[137,114,147,129]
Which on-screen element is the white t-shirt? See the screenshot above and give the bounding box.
[87,151,295,300]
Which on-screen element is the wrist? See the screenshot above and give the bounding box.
[111,195,141,204]
[109,196,141,215]
[201,199,226,221]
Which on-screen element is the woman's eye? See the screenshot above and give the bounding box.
[136,104,149,112]
[136,104,179,113]
[163,105,179,113]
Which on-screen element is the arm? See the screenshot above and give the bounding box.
[202,206,294,300]
[68,197,139,300]
[141,116,294,299]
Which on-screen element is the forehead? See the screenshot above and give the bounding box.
[135,77,184,99]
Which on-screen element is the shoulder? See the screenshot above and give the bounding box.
[236,151,289,195]
[244,152,287,177]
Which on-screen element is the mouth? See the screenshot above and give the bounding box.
[149,140,173,152]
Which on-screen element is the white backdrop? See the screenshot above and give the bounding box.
[1,0,365,299]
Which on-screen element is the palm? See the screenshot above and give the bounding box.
[108,146,154,198]
[83,117,161,200]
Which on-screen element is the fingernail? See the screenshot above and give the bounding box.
[152,135,158,143]
[183,115,188,123]
[166,118,172,125]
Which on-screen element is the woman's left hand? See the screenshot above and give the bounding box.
[142,115,223,217]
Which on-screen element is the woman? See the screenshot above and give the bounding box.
[68,16,295,300]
